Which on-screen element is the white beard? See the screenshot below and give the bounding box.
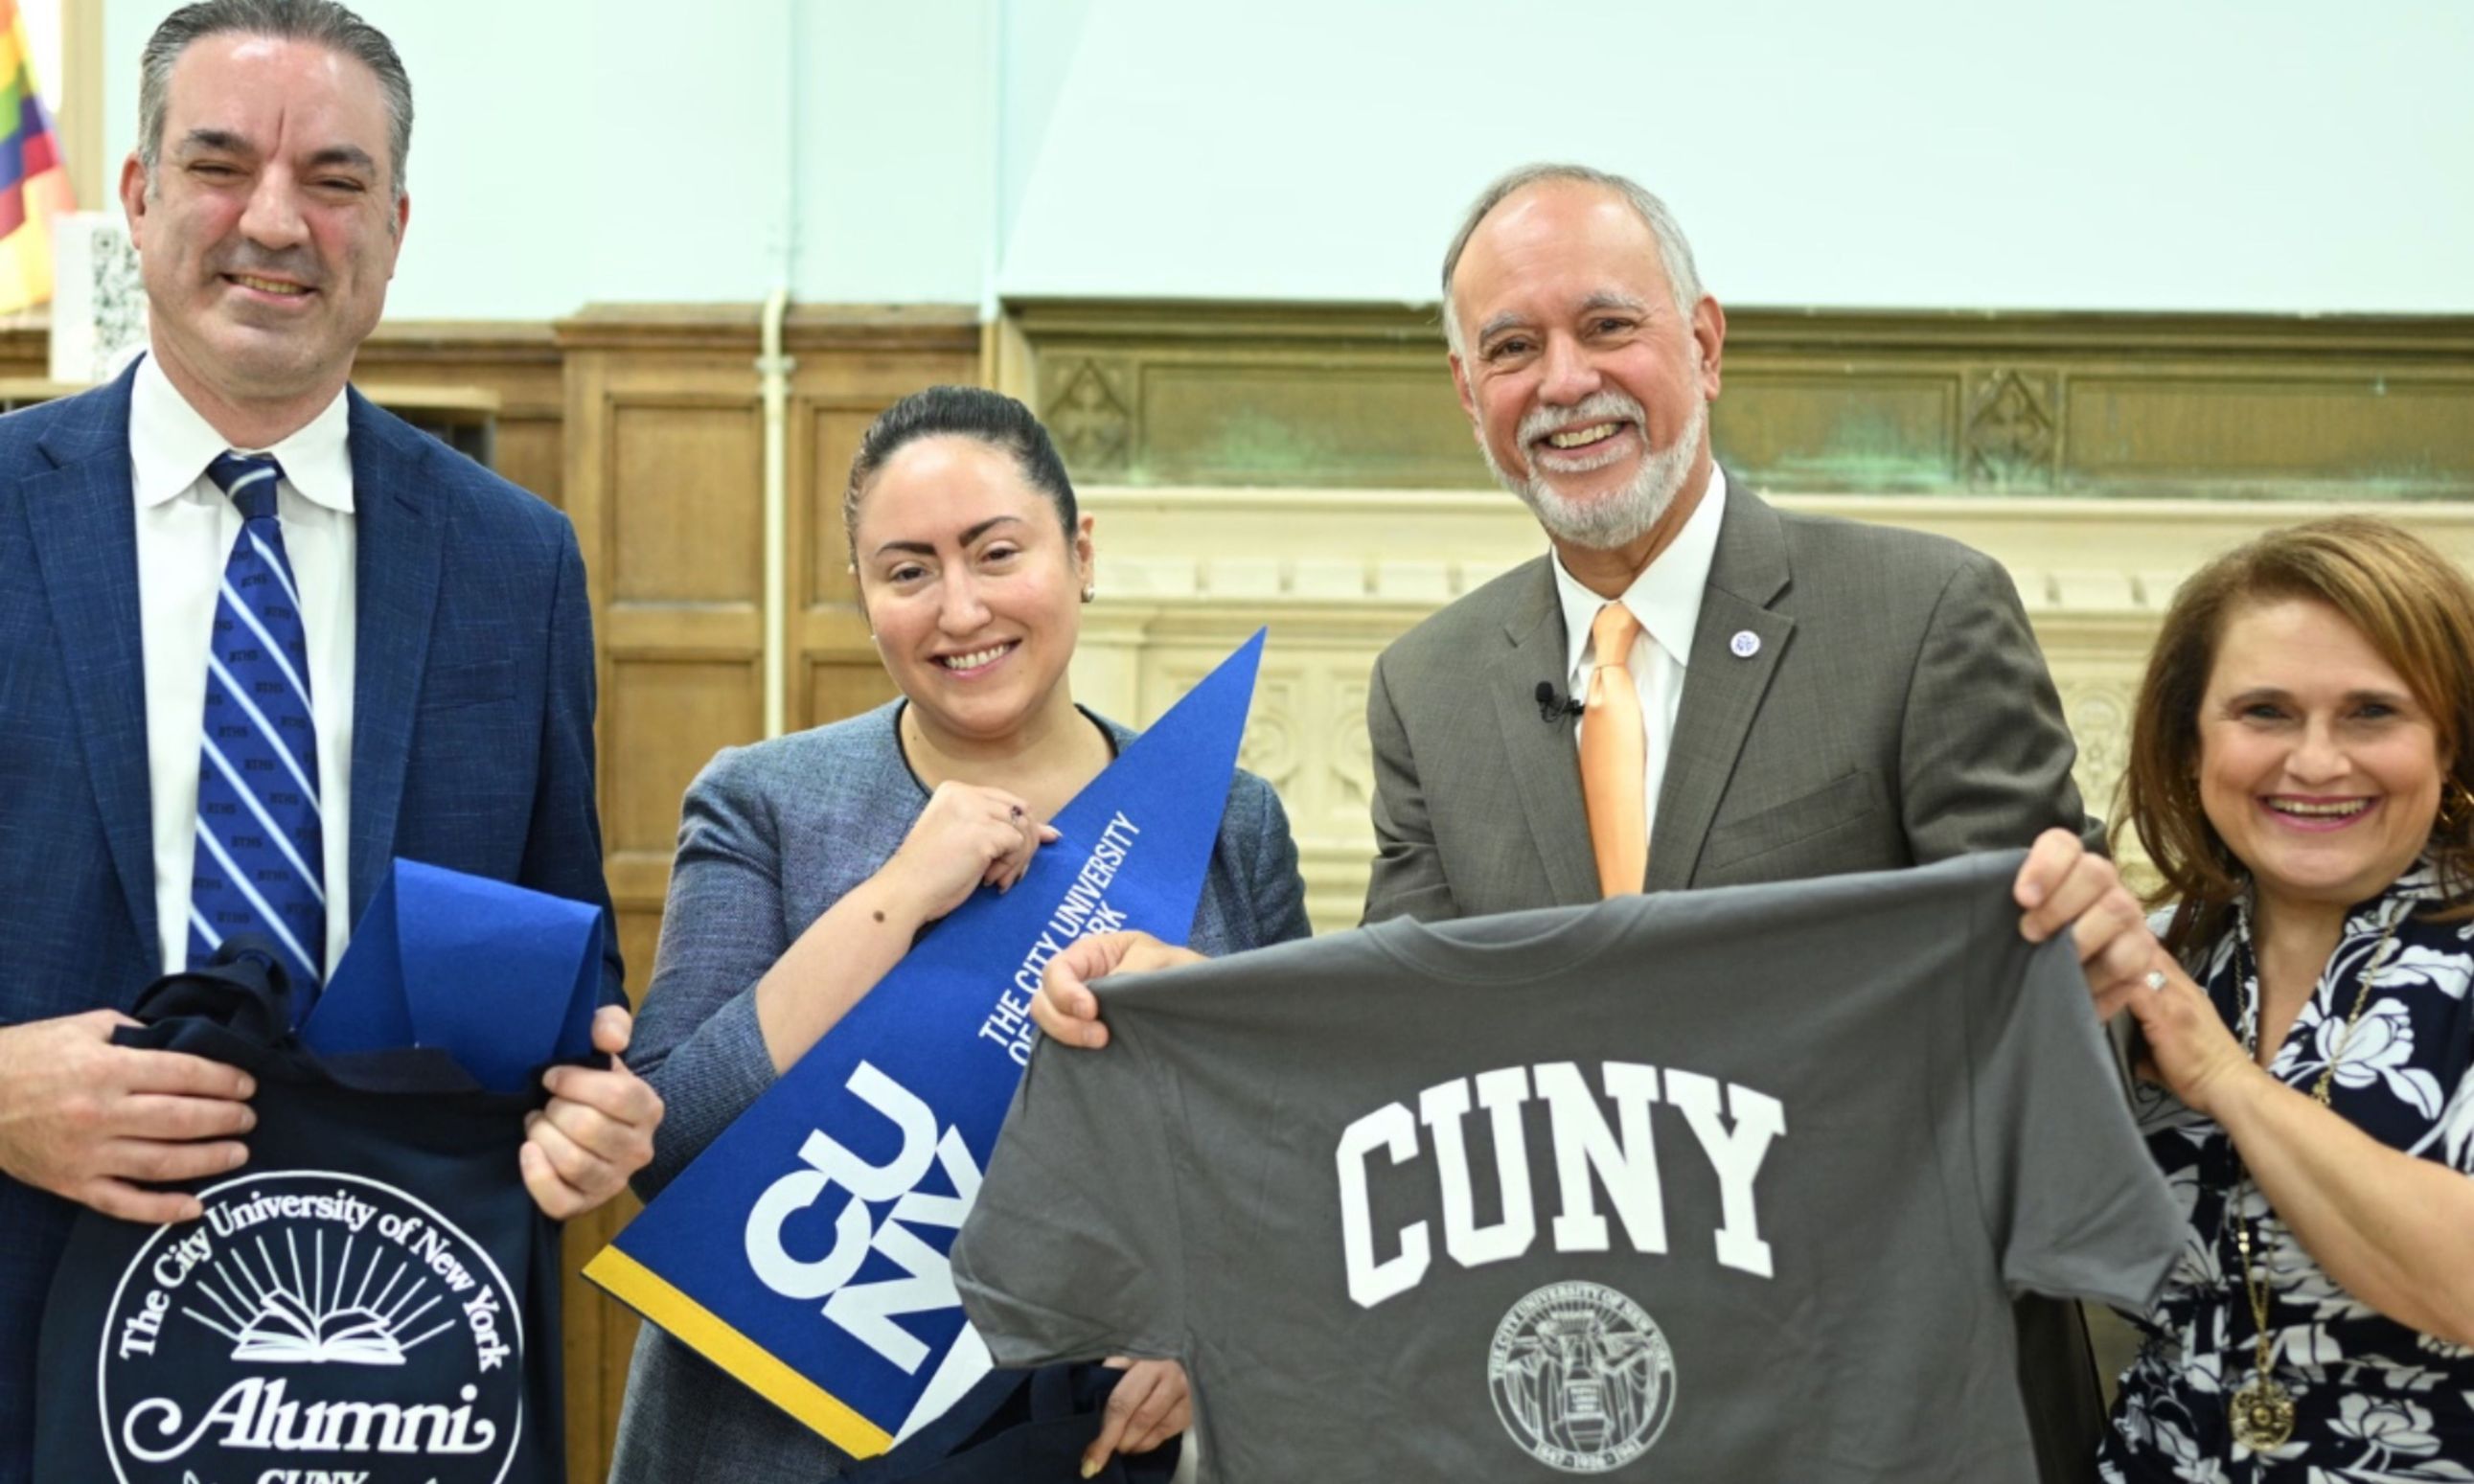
[1480,391,1707,552]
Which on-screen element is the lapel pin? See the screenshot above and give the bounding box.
[1730,630,1761,659]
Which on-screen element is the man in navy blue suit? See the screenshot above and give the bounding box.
[0,3,660,1473]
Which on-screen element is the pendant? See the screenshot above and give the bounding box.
[2231,1375,2297,1451]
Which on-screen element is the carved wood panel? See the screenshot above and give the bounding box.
[1003,301,2474,500]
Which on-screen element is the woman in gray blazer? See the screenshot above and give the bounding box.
[609,386,1312,1482]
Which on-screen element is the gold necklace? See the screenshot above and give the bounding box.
[2227,909,2401,1452]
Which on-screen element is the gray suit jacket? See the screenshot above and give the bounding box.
[610,701,1311,1481]
[1365,475,2095,918]
[1363,476,2107,1482]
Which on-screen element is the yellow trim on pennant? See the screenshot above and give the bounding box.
[584,1244,896,1457]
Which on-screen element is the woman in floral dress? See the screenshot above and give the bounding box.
[2017,517,2474,1482]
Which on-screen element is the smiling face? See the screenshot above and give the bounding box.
[122,33,406,435]
[852,436,1093,747]
[2197,596,2447,920]
[1447,178,1724,555]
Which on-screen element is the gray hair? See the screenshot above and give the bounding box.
[1439,163,1704,354]
[138,0,413,201]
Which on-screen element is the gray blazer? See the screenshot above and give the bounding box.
[1363,476,2108,1482]
[1365,475,2096,918]
[610,701,1311,1481]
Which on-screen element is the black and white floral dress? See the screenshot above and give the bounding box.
[2102,860,2474,1482]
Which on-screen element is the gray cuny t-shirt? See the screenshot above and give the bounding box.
[952,851,2180,1482]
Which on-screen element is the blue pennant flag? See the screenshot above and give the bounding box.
[588,630,1266,1456]
[301,856,603,1092]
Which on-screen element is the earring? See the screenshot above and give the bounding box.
[2442,777,2474,833]
[1080,586,1096,605]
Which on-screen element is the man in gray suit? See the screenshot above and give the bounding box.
[1382,162,2104,1484]
[1039,164,2104,1479]
[1371,163,2090,914]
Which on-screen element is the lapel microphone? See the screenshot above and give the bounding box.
[1534,681,1585,723]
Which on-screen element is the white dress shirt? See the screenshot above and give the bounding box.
[132,353,357,978]
[1551,465,1729,840]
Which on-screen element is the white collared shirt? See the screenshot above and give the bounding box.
[132,352,357,978]
[1551,466,1729,839]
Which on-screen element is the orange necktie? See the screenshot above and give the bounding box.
[1580,602,1647,897]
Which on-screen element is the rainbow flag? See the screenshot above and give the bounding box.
[0,0,73,314]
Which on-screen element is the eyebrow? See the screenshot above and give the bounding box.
[174,130,376,175]
[871,514,1023,559]
[305,145,378,175]
[2223,685,2415,707]
[1476,292,1654,348]
[1577,291,1652,318]
[1476,310,1533,346]
[176,127,254,158]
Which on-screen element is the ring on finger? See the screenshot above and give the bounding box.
[2142,969,2167,993]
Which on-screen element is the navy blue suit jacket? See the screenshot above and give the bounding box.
[0,367,622,1479]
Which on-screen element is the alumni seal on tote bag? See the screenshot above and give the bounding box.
[34,947,565,1484]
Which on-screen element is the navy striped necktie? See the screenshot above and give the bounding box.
[188,451,327,1009]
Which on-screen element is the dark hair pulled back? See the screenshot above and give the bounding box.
[842,386,1077,562]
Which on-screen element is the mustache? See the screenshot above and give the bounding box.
[1517,390,1645,449]
[211,248,322,287]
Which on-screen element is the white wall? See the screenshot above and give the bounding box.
[793,0,998,310]
[998,0,2474,312]
[111,0,602,318]
[103,0,1001,319]
[100,0,2474,318]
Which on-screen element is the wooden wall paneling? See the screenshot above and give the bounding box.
[555,304,977,1483]
[0,322,566,504]
[781,312,978,731]
[1001,301,2474,500]
[608,398,767,602]
[802,402,898,729]
[559,1195,637,1479]
[586,381,770,943]
[557,311,772,1484]
[1131,356,1472,487]
[1011,302,1472,489]
[559,328,773,964]
[1716,369,1961,491]
[357,321,568,505]
[1724,313,2474,498]
[0,324,44,377]
[2064,367,2474,494]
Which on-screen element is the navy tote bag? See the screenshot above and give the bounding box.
[34,947,566,1484]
